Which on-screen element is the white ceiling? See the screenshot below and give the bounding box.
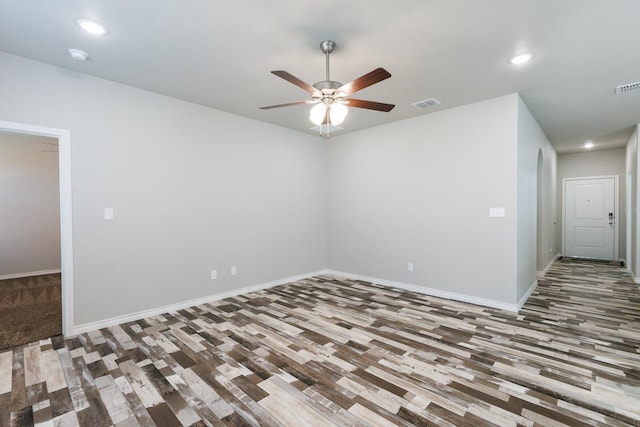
[1,0,639,153]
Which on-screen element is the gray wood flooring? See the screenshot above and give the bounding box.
[1,258,639,426]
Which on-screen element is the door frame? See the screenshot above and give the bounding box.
[562,175,619,260]
[0,120,74,336]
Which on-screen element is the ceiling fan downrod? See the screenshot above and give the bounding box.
[320,40,335,82]
[314,40,342,108]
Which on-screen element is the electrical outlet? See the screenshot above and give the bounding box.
[408,263,414,272]
[231,266,237,276]
[210,270,217,280]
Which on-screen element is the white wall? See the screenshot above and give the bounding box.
[0,132,60,275]
[0,52,327,326]
[327,94,520,306]
[0,50,561,326]
[516,97,557,300]
[557,148,627,260]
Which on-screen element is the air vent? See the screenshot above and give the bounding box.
[412,98,440,109]
[615,81,640,95]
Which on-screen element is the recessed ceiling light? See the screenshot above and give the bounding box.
[508,52,534,65]
[76,18,107,35]
[68,48,89,61]
[584,141,595,149]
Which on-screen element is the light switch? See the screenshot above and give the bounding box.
[104,208,114,220]
[489,207,505,217]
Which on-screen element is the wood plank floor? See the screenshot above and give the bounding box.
[1,258,639,426]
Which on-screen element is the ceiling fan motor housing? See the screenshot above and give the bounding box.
[312,81,341,102]
[313,81,341,90]
[320,40,335,54]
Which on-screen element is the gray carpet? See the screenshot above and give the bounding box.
[0,273,61,350]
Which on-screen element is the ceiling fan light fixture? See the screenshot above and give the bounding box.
[309,103,327,125]
[329,103,348,125]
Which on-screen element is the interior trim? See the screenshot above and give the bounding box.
[0,269,62,280]
[72,269,330,336]
[326,270,520,312]
[517,279,538,311]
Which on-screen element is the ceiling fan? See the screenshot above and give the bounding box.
[260,40,395,134]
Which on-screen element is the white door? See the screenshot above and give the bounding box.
[564,177,616,260]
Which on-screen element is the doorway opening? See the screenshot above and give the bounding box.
[0,120,73,337]
[0,132,61,348]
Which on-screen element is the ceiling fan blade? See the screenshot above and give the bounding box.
[259,100,315,110]
[336,68,391,96]
[345,99,395,112]
[271,70,317,93]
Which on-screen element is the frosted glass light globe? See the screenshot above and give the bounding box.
[309,103,327,125]
[329,103,348,125]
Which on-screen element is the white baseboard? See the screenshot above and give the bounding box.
[0,269,61,280]
[72,267,540,335]
[72,269,329,336]
[517,279,538,310]
[537,254,560,278]
[325,270,519,312]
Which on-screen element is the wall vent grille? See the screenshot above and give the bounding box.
[615,81,640,95]
[412,98,440,109]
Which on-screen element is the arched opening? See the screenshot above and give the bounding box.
[536,149,544,273]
